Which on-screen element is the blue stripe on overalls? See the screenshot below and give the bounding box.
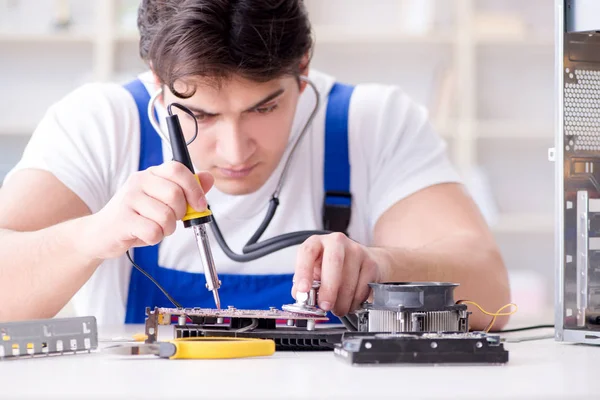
[122,79,354,324]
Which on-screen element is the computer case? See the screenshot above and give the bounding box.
[556,0,600,344]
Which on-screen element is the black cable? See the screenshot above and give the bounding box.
[340,315,358,331]
[167,103,198,145]
[245,197,279,245]
[161,102,333,263]
[209,207,330,262]
[126,250,183,309]
[491,324,554,333]
[243,230,331,253]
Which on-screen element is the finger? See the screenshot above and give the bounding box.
[318,233,347,312]
[130,238,149,248]
[197,171,215,194]
[131,194,177,238]
[293,236,323,295]
[331,244,362,317]
[292,255,323,300]
[140,174,187,220]
[151,161,207,211]
[129,214,165,246]
[350,257,379,312]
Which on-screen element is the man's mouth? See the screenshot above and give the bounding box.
[217,164,257,179]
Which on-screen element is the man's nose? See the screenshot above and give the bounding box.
[216,120,255,165]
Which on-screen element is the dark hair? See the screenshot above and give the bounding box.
[138,0,313,98]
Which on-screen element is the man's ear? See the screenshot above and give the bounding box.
[298,53,310,93]
[150,69,166,106]
[151,69,161,91]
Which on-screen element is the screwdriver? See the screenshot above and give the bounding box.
[165,109,221,309]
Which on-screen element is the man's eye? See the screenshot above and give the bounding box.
[194,113,212,121]
[254,104,279,114]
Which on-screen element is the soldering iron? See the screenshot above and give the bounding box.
[165,103,221,310]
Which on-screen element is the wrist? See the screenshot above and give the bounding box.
[366,246,396,283]
[67,214,106,263]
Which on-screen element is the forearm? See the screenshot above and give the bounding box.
[0,217,101,321]
[371,233,511,331]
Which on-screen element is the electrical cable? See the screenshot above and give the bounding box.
[502,334,555,343]
[457,301,555,336]
[126,250,183,309]
[272,77,320,198]
[495,324,555,343]
[235,318,260,333]
[167,103,198,145]
[492,324,554,333]
[126,251,195,323]
[340,315,358,331]
[206,77,334,262]
[456,300,518,333]
[210,207,330,262]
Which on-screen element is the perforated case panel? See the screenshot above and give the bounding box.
[565,69,600,152]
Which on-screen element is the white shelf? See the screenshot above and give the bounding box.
[432,120,457,139]
[438,120,553,140]
[312,26,454,44]
[0,32,93,43]
[476,120,553,139]
[491,213,554,234]
[475,34,553,47]
[115,32,139,44]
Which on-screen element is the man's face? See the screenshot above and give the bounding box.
[161,74,305,195]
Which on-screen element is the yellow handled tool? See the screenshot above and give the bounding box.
[105,337,275,360]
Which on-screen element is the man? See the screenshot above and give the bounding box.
[0,0,510,329]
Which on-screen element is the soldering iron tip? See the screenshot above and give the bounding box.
[213,290,221,310]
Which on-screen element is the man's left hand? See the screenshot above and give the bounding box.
[292,232,384,316]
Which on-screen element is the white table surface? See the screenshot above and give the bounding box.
[0,324,598,400]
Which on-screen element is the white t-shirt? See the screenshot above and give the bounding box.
[4,69,460,325]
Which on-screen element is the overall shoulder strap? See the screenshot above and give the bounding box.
[122,78,163,324]
[123,79,164,170]
[323,82,355,234]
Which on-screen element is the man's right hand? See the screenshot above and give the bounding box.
[80,161,214,260]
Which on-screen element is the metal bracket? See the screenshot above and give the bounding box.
[145,307,160,344]
[0,316,98,359]
[577,190,589,327]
